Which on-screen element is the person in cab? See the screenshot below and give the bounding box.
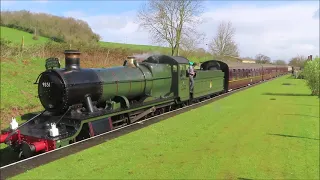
[188,62,197,93]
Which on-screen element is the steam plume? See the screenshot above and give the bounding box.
[132,51,162,61]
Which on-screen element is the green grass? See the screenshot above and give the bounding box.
[0,26,50,45]
[99,41,171,53]
[0,58,43,109]
[1,26,171,52]
[0,58,54,127]
[11,75,319,179]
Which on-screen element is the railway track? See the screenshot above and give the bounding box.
[0,76,282,180]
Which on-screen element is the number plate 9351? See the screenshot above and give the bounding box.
[42,82,51,87]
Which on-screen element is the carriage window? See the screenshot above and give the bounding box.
[180,65,186,77]
[173,65,177,72]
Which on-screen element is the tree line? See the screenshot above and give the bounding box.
[1,10,101,44]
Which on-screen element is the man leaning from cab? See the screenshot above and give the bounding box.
[188,61,197,93]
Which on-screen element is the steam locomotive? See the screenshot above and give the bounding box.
[0,50,289,159]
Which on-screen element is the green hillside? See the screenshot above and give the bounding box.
[1,26,170,52]
[0,26,50,45]
[0,26,231,64]
[99,41,171,54]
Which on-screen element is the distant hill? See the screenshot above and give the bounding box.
[1,26,50,45]
[1,10,100,44]
[0,25,170,53]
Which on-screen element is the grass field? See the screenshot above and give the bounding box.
[0,58,49,127]
[10,75,319,179]
[0,26,212,62]
[0,26,50,45]
[1,26,171,52]
[99,41,171,53]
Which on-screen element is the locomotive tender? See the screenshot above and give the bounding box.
[0,50,289,158]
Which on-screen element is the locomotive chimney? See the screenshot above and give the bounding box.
[123,56,138,67]
[64,50,81,70]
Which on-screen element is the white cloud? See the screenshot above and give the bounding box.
[65,2,319,61]
[63,10,151,45]
[32,0,49,3]
[198,3,319,61]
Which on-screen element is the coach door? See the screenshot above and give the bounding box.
[178,64,189,101]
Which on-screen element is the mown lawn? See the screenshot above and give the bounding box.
[11,75,319,179]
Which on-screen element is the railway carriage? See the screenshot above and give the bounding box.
[276,65,289,76]
[199,60,263,91]
[0,51,289,159]
[261,64,277,80]
[190,67,225,99]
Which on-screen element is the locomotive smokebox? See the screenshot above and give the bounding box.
[64,50,81,70]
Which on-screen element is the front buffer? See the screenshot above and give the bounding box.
[0,116,58,159]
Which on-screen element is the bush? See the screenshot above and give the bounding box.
[32,35,39,40]
[302,57,320,97]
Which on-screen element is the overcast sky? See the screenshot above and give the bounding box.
[1,0,319,62]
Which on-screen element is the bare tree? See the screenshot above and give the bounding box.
[208,21,239,57]
[255,53,271,64]
[179,33,205,56]
[137,0,204,56]
[289,55,307,68]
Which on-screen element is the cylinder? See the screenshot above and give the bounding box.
[65,50,81,70]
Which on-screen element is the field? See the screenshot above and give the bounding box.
[0,58,48,127]
[99,41,171,53]
[10,75,320,179]
[1,26,171,53]
[0,26,50,45]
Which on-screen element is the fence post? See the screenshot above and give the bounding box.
[21,36,24,51]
